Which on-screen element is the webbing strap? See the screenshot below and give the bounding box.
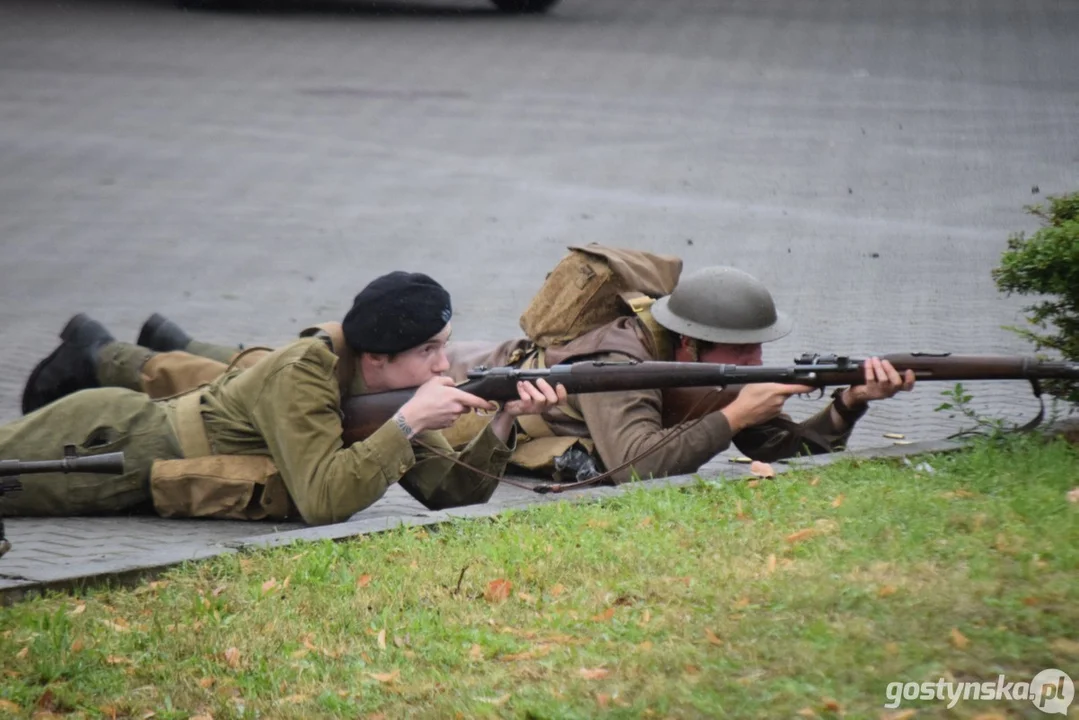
[173,391,212,458]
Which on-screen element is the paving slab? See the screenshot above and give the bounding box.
[1,0,1077,601]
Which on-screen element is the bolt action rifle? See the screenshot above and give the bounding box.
[340,352,1079,446]
[0,445,125,558]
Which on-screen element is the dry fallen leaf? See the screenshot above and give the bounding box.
[638,641,653,651]
[356,574,373,588]
[212,585,227,597]
[1050,638,1079,656]
[750,461,776,478]
[15,646,29,660]
[377,629,387,650]
[596,693,612,709]
[878,585,897,598]
[468,644,483,660]
[786,529,817,545]
[796,709,817,719]
[950,628,969,649]
[639,516,653,527]
[105,655,131,665]
[70,603,86,616]
[0,700,21,713]
[549,583,565,597]
[733,596,751,609]
[704,629,723,646]
[579,668,610,680]
[224,647,241,668]
[70,638,85,653]
[879,710,918,720]
[517,592,536,604]
[734,499,750,521]
[591,607,616,622]
[261,578,277,593]
[35,689,58,712]
[766,554,777,574]
[367,670,400,684]
[821,697,842,712]
[198,677,215,689]
[477,694,511,706]
[831,494,845,508]
[485,579,513,604]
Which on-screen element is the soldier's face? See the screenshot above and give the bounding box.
[698,342,763,366]
[378,323,453,389]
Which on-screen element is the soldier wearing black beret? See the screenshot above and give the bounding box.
[6,272,566,525]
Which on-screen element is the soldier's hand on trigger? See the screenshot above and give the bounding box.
[499,378,568,418]
[398,377,495,434]
[720,382,815,433]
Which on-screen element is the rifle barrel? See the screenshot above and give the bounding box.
[0,452,125,478]
[339,353,1079,446]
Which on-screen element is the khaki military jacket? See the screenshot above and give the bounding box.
[160,338,515,525]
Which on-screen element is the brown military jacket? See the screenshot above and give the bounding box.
[163,338,515,525]
[448,316,857,483]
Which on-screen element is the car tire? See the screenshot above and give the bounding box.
[491,0,562,14]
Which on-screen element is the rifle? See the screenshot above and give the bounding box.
[341,352,1079,446]
[0,445,125,558]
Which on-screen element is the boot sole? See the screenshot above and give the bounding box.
[60,313,115,346]
[136,313,168,348]
[21,342,69,415]
[60,313,92,341]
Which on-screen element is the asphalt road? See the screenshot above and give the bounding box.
[2,0,1078,443]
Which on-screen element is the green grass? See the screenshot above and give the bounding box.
[1,434,1078,719]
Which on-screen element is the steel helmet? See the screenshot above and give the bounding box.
[650,266,793,344]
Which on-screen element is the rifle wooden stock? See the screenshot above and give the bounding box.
[339,353,1079,446]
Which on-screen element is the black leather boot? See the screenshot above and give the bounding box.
[21,314,116,415]
[137,313,192,353]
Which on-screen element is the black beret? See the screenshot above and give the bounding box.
[342,271,452,354]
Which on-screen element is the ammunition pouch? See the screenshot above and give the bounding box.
[156,389,297,521]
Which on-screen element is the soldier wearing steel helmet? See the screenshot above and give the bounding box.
[444,263,915,483]
[639,266,916,473]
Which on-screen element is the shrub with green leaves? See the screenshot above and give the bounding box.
[992,192,1079,407]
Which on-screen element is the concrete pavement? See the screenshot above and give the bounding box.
[1,0,1076,599]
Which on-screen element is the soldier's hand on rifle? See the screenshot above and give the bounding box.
[843,357,916,406]
[720,382,815,433]
[486,379,568,444]
[398,377,496,434]
[499,379,568,418]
